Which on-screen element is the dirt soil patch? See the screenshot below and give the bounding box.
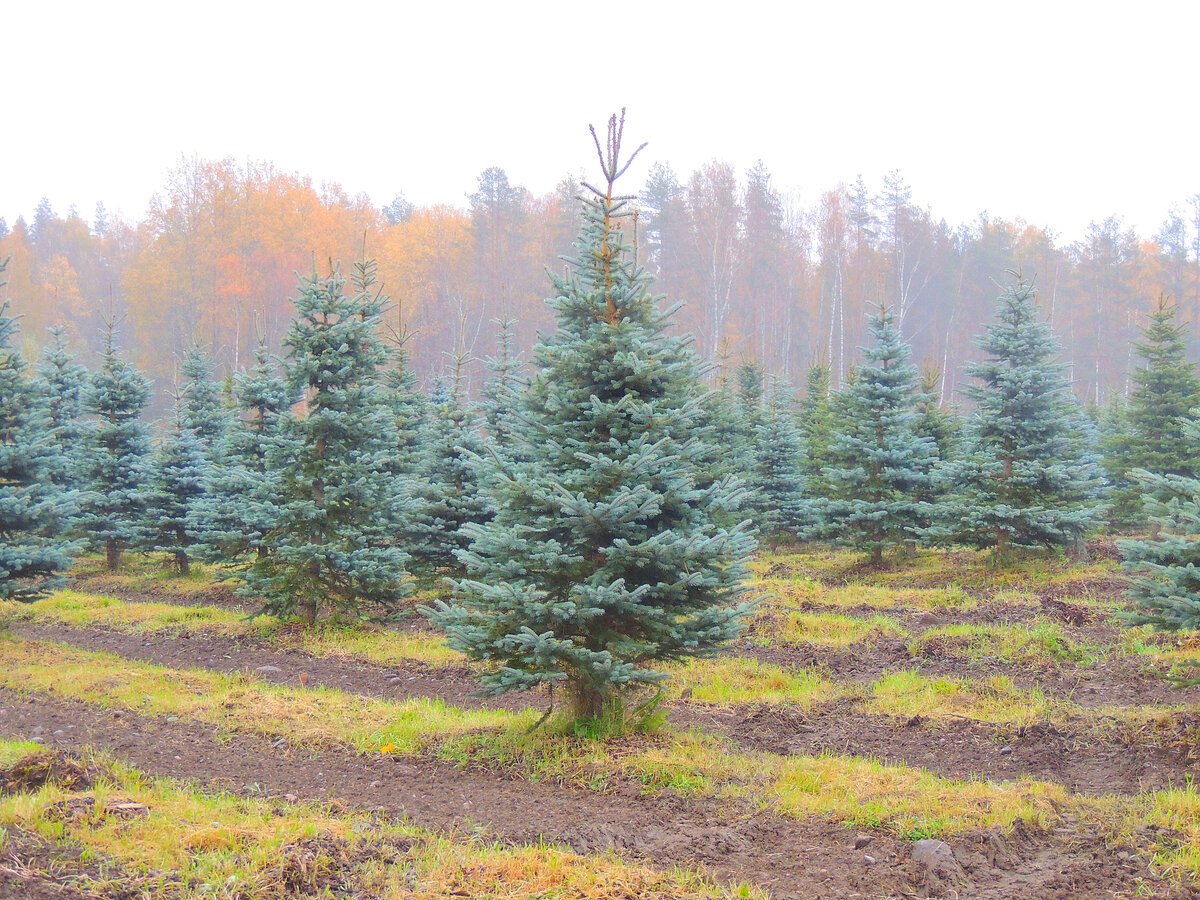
[0,690,1189,897]
[0,689,916,899]
[678,702,1198,796]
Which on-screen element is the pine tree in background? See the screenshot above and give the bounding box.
[482,316,526,463]
[1120,420,1200,630]
[1102,297,1200,527]
[195,339,293,564]
[933,278,1105,557]
[34,326,89,493]
[380,321,427,478]
[240,259,413,624]
[913,365,960,464]
[145,399,209,574]
[748,376,807,543]
[179,345,227,452]
[404,365,493,576]
[815,306,935,563]
[426,112,755,722]
[73,316,153,571]
[799,362,836,500]
[0,266,78,601]
[734,359,767,518]
[693,349,754,507]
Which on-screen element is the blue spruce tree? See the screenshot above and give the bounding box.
[146,398,209,574]
[426,112,756,722]
[194,339,293,565]
[179,345,227,447]
[73,316,153,571]
[34,326,89,493]
[482,316,526,463]
[1102,297,1200,527]
[404,361,493,577]
[379,328,426,478]
[1120,416,1200,631]
[0,269,78,600]
[816,306,936,564]
[240,259,413,624]
[933,278,1105,557]
[748,376,807,544]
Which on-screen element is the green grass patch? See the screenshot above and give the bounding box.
[908,622,1098,667]
[770,611,906,648]
[670,657,840,707]
[0,636,512,755]
[867,670,1064,726]
[0,590,463,669]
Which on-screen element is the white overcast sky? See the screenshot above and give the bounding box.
[4,1,1196,241]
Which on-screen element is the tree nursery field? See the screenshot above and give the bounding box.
[0,544,1199,899]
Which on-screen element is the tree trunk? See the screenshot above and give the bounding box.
[176,551,190,576]
[106,540,121,572]
[569,681,606,721]
[870,544,884,567]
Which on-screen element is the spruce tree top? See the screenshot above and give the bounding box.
[427,112,756,718]
[180,345,226,445]
[945,278,1104,551]
[1125,297,1200,477]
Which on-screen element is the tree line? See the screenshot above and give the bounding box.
[6,115,1200,720]
[4,158,1199,413]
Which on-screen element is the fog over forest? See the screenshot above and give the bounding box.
[3,157,1197,414]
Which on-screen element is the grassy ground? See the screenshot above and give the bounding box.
[0,741,759,899]
[4,544,1200,891]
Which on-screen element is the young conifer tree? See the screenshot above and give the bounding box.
[749,376,807,543]
[426,112,755,722]
[0,269,78,600]
[34,326,89,493]
[482,316,525,463]
[179,345,227,452]
[816,306,936,563]
[194,339,293,564]
[1120,416,1200,630]
[240,259,413,624]
[799,362,836,500]
[403,363,493,576]
[145,397,209,574]
[933,278,1105,557]
[73,315,153,570]
[380,322,426,477]
[1102,296,1200,526]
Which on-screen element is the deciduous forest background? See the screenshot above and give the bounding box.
[5,156,1198,411]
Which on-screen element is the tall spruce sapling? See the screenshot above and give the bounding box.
[816,305,936,563]
[691,349,755,509]
[426,112,756,723]
[932,278,1105,557]
[1102,296,1200,527]
[799,362,836,502]
[146,396,209,574]
[404,360,493,577]
[733,359,767,520]
[1120,416,1200,632]
[239,258,413,624]
[194,339,293,564]
[749,376,807,543]
[34,326,89,493]
[0,265,79,601]
[482,316,526,463]
[179,345,227,451]
[380,316,426,477]
[73,315,153,571]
